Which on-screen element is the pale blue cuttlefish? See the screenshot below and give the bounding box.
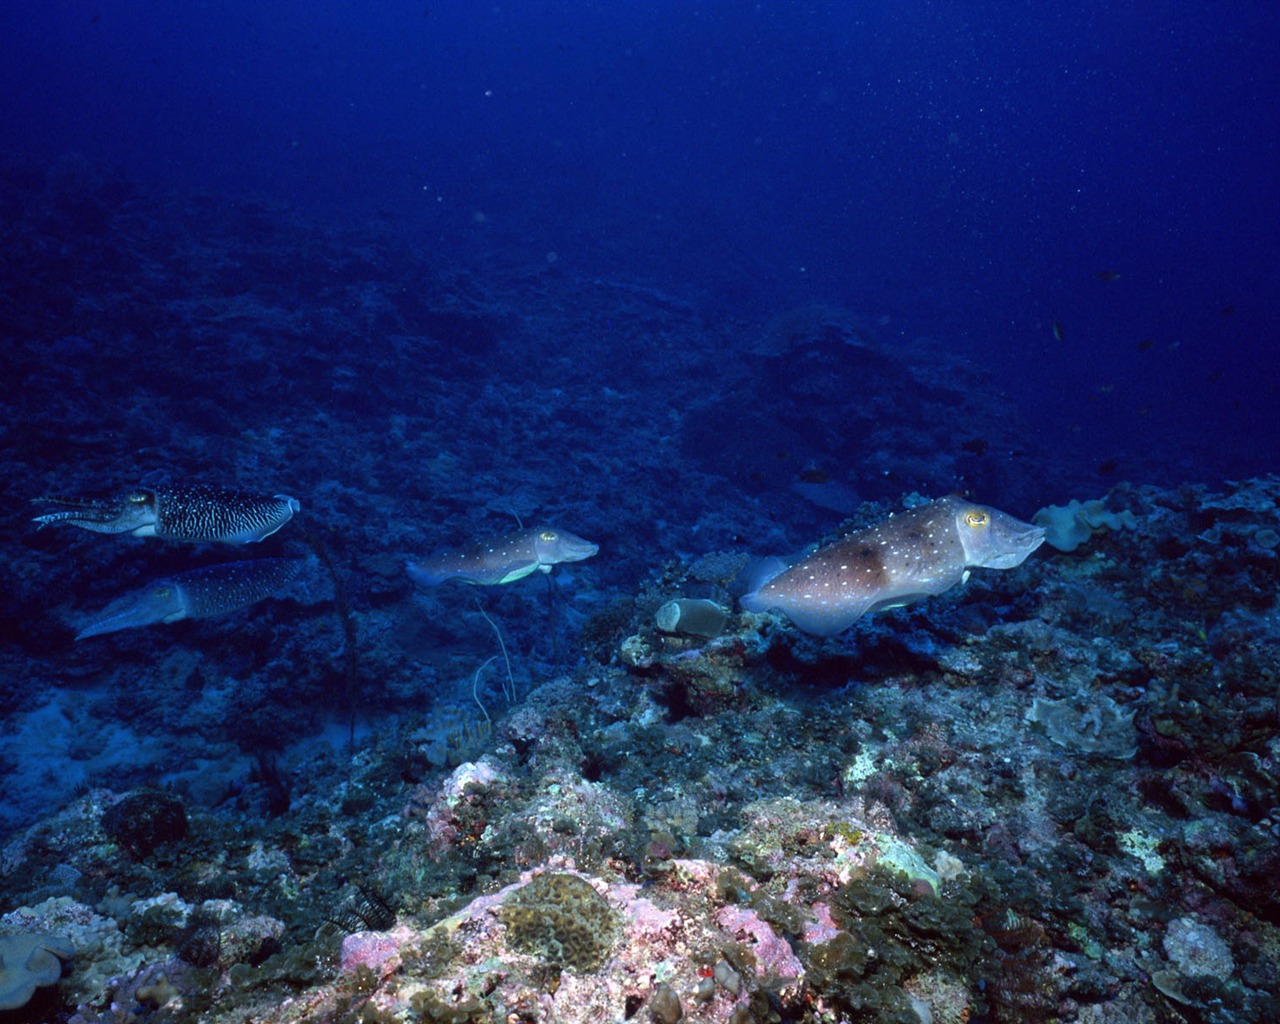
[32,485,299,544]
[406,527,598,587]
[740,495,1045,637]
[76,558,304,640]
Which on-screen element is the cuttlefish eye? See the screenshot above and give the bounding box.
[127,490,151,505]
[964,510,989,529]
[539,530,558,542]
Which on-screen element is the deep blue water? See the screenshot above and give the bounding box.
[3,0,1276,485]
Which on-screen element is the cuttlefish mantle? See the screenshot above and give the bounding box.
[740,495,1045,637]
[32,486,299,544]
[406,526,598,587]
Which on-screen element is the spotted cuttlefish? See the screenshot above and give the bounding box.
[740,495,1045,636]
[32,486,299,544]
[406,526,598,587]
[76,558,303,640]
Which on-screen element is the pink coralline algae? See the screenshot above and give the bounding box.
[340,927,412,979]
[412,759,507,851]
[611,884,682,942]
[801,901,842,945]
[714,904,803,979]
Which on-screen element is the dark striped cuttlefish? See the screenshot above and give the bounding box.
[740,494,1046,636]
[31,485,299,544]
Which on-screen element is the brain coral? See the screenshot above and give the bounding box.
[500,873,619,972]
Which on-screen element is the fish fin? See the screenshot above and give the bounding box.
[451,561,539,586]
[776,605,864,637]
[405,560,449,588]
[740,556,790,597]
[864,592,932,615]
[740,589,871,637]
[492,561,541,584]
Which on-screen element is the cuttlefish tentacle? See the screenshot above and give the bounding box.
[76,558,303,640]
[29,495,129,531]
[33,486,300,543]
[740,494,1045,637]
[406,526,599,587]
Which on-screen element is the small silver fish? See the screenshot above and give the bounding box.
[32,486,299,544]
[76,558,303,640]
[406,526,598,587]
[740,495,1045,636]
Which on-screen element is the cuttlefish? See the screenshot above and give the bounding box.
[32,486,299,544]
[740,495,1045,636]
[406,527,598,587]
[77,558,303,640]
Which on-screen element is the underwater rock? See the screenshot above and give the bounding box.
[619,633,656,669]
[411,759,508,853]
[1164,916,1234,980]
[101,789,188,859]
[1029,695,1137,758]
[715,904,803,980]
[652,635,756,716]
[340,929,407,980]
[648,981,683,1023]
[685,550,750,588]
[903,969,973,1024]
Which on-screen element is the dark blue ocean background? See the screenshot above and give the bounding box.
[6,0,1278,490]
[2,3,1279,1022]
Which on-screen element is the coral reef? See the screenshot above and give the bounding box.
[1,164,1279,1024]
